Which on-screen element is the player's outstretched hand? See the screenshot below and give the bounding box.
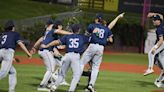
[27,53,32,59]
[118,12,125,18]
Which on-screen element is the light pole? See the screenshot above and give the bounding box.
[141,0,151,53]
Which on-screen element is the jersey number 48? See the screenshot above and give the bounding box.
[97,29,105,38]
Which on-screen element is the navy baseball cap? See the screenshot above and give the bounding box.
[96,13,103,20]
[152,15,162,21]
[4,20,15,29]
[46,19,54,25]
[71,24,81,33]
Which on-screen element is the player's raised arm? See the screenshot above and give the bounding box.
[108,12,125,30]
[18,41,32,58]
[53,20,73,35]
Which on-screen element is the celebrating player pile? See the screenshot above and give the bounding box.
[40,12,124,92]
[0,12,124,92]
[41,24,89,92]
[31,19,71,91]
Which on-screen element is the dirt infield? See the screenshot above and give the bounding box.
[14,56,161,75]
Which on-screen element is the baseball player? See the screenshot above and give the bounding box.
[142,13,164,87]
[0,20,32,92]
[31,20,72,91]
[79,13,124,92]
[144,12,164,76]
[41,24,89,92]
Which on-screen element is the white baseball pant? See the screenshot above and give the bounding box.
[80,43,104,86]
[54,52,81,91]
[38,50,56,86]
[0,48,15,91]
[148,42,164,69]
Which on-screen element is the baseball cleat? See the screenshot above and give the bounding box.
[51,85,57,92]
[37,85,50,91]
[154,79,160,87]
[60,81,70,86]
[155,81,164,88]
[154,78,164,88]
[47,82,55,88]
[143,69,154,76]
[88,84,96,92]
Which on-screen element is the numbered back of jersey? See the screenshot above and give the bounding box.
[68,38,79,48]
[96,28,105,39]
[1,35,8,45]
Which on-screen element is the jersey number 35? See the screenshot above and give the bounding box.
[69,38,79,48]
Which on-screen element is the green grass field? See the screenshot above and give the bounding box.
[0,52,163,92]
[103,53,148,65]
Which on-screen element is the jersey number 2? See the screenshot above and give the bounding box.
[1,35,7,45]
[69,38,79,48]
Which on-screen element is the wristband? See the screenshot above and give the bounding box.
[154,45,158,49]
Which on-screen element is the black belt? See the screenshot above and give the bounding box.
[90,43,104,46]
[39,49,50,51]
[0,47,14,50]
[66,51,80,54]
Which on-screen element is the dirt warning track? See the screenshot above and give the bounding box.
[14,56,161,75]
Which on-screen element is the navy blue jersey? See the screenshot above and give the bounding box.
[59,34,89,54]
[156,23,164,41]
[87,23,113,46]
[0,31,21,50]
[40,29,58,51]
